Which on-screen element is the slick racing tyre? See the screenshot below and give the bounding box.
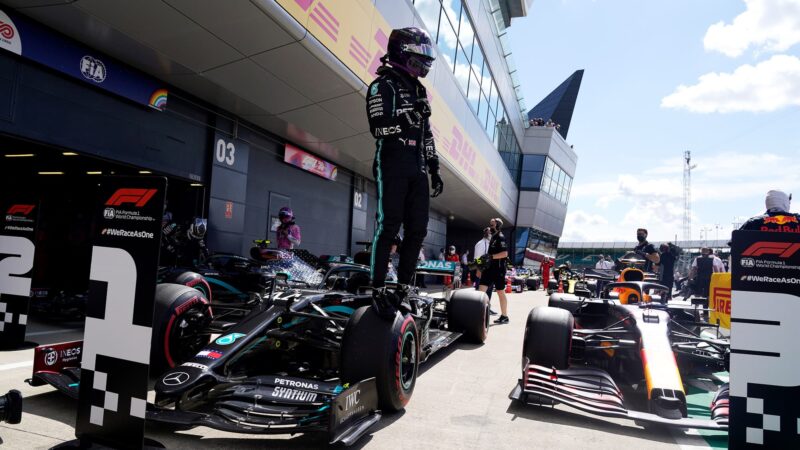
[522,306,573,369]
[341,306,419,412]
[526,278,539,291]
[169,271,213,302]
[151,283,213,371]
[448,290,490,343]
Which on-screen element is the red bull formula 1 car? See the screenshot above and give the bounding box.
[27,254,489,445]
[510,278,730,430]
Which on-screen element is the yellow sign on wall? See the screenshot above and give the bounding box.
[709,272,731,330]
[276,0,503,210]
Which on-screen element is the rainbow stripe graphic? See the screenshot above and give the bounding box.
[148,88,169,111]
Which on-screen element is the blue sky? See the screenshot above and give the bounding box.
[508,0,800,243]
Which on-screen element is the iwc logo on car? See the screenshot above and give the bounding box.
[80,55,106,83]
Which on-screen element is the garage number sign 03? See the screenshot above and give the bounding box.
[215,138,236,167]
[74,177,166,449]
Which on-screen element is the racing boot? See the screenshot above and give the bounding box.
[372,287,399,320]
[393,284,414,315]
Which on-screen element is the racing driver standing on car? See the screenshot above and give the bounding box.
[367,27,443,317]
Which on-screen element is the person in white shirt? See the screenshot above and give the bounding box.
[473,227,496,313]
[595,254,614,270]
[474,227,491,260]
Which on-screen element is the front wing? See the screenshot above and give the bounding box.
[510,364,727,430]
[149,377,381,446]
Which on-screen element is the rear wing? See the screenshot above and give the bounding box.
[415,260,460,277]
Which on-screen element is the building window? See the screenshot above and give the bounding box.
[412,0,522,182]
[520,155,572,205]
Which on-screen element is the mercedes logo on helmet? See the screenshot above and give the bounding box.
[161,371,190,386]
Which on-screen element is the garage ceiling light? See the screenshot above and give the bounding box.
[38,171,64,175]
[86,171,102,175]
[4,153,35,157]
[62,152,78,156]
[190,183,203,187]
[139,170,152,174]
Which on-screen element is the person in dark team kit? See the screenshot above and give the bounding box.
[633,228,660,272]
[367,27,444,317]
[478,218,510,324]
[739,190,800,232]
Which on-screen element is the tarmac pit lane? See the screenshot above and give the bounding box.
[0,290,722,449]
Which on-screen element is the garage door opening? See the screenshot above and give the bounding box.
[1,134,207,328]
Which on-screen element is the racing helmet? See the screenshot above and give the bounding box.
[188,218,207,240]
[386,27,435,78]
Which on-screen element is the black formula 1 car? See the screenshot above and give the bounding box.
[510,279,730,430]
[28,256,489,445]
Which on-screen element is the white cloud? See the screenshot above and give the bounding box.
[661,54,800,113]
[704,0,800,58]
[561,150,800,242]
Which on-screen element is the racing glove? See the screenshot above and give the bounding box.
[414,98,431,119]
[430,171,444,198]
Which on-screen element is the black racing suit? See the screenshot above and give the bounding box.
[739,210,800,233]
[367,66,440,288]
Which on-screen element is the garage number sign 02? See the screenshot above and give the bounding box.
[0,200,39,348]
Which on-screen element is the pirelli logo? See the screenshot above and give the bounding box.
[742,242,800,258]
[105,189,157,207]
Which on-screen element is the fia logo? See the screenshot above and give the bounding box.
[103,208,115,220]
[741,258,755,268]
[80,55,106,83]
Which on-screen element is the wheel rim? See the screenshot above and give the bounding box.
[168,305,211,364]
[399,329,417,391]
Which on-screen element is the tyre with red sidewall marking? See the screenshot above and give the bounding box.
[171,271,213,302]
[341,306,419,412]
[150,283,213,371]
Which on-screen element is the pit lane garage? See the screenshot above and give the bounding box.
[0,134,205,326]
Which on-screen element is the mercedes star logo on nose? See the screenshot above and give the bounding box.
[162,371,190,386]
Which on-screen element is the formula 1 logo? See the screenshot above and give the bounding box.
[6,204,34,216]
[742,242,800,258]
[105,189,157,207]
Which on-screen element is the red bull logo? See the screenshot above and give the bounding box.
[763,215,799,225]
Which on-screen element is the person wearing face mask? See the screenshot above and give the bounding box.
[478,218,510,324]
[739,190,800,232]
[633,228,660,272]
